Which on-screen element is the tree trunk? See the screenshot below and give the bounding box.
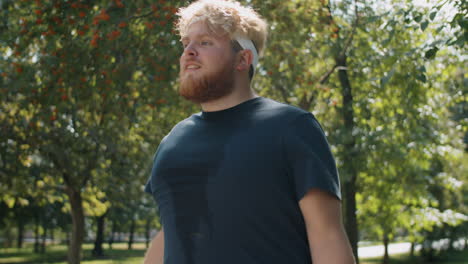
[40,225,47,253]
[17,218,24,248]
[50,228,55,245]
[336,54,359,262]
[66,186,85,264]
[34,214,40,253]
[410,242,415,257]
[422,239,434,262]
[145,218,151,249]
[128,218,136,250]
[92,214,106,257]
[108,220,116,250]
[382,233,389,264]
[448,227,455,251]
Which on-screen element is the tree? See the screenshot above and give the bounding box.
[1,0,182,262]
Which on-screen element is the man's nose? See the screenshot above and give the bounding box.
[183,42,198,57]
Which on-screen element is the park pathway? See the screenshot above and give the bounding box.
[359,242,415,258]
[359,239,466,258]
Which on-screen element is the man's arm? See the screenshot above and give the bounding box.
[299,189,355,264]
[143,228,164,264]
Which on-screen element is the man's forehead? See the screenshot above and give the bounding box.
[180,33,212,42]
[181,21,227,41]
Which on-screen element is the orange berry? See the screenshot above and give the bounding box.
[53,16,62,24]
[115,0,124,8]
[118,21,127,28]
[99,10,110,21]
[79,11,86,18]
[145,22,154,29]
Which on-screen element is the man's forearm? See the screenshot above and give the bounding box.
[144,229,164,264]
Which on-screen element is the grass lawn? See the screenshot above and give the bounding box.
[1,242,467,264]
[0,242,146,264]
[361,250,468,264]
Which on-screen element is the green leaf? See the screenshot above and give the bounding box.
[435,25,444,33]
[420,20,429,31]
[424,47,439,59]
[416,73,427,83]
[380,68,396,88]
[429,11,437,21]
[414,13,422,23]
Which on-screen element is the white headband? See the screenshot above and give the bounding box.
[234,35,258,73]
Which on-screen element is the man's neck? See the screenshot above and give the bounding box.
[200,84,257,112]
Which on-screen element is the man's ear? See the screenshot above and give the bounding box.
[236,49,253,71]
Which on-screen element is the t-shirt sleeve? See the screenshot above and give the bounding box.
[282,113,341,202]
[144,136,167,196]
[144,177,153,195]
[144,154,157,195]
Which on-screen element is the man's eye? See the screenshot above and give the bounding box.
[201,41,211,45]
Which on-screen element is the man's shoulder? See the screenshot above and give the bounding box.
[166,114,201,134]
[254,97,311,122]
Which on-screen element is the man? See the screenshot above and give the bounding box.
[144,0,355,263]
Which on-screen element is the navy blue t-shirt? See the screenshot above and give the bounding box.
[145,97,340,264]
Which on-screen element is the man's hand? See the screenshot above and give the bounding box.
[299,189,355,264]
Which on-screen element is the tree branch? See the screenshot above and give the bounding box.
[128,10,155,22]
[340,0,360,58]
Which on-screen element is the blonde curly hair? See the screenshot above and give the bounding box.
[175,0,268,56]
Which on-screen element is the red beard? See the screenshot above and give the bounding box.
[178,59,236,104]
